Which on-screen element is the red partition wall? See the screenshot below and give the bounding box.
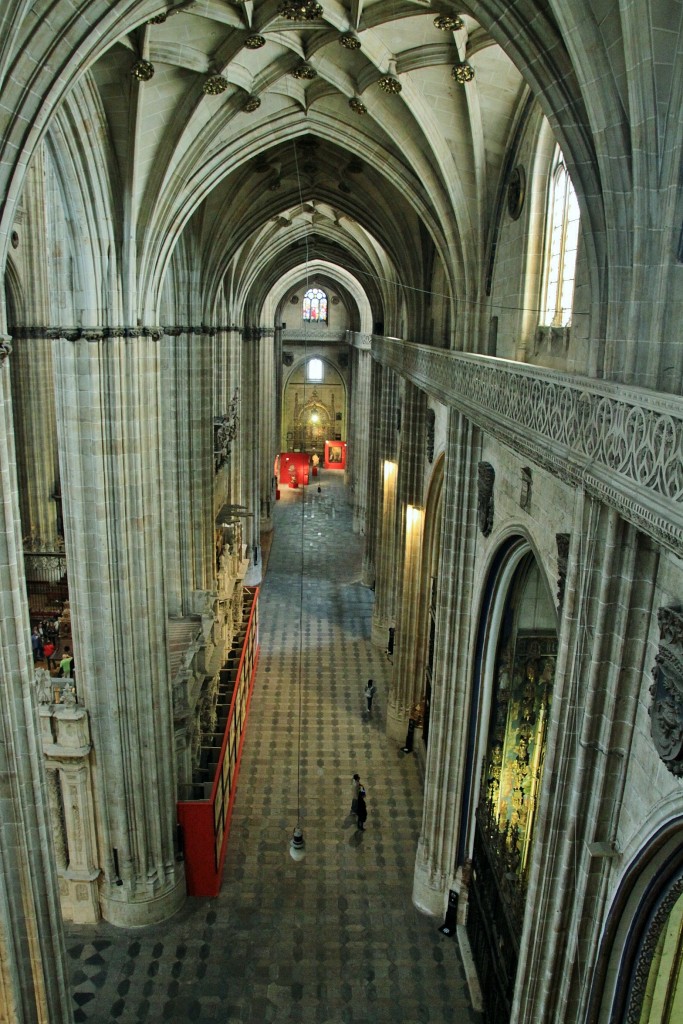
[279,451,310,486]
[324,440,347,470]
[177,587,259,896]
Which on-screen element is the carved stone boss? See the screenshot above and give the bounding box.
[649,606,683,777]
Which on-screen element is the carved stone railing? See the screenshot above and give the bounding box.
[280,327,346,343]
[373,337,683,557]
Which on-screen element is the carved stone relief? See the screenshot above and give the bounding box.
[520,467,532,511]
[556,533,570,609]
[477,462,495,536]
[426,409,436,464]
[649,606,683,777]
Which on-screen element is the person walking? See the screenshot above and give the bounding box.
[351,773,361,817]
[43,639,56,672]
[364,679,377,713]
[356,787,367,831]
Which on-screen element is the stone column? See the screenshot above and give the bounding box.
[0,337,73,1023]
[161,327,214,616]
[413,410,478,917]
[350,342,372,535]
[362,356,382,588]
[52,331,185,926]
[371,365,400,647]
[387,380,428,740]
[8,152,60,556]
[259,328,276,535]
[242,328,260,581]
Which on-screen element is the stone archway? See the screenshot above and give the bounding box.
[466,540,558,1024]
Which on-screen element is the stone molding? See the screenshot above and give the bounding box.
[373,337,683,557]
[281,327,347,343]
[8,325,272,341]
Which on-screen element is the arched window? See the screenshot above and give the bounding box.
[302,287,328,323]
[306,358,324,383]
[542,147,580,327]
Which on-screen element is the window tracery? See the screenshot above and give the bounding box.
[302,287,328,323]
[542,147,580,328]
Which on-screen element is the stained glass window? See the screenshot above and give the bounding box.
[542,148,580,327]
[302,287,328,323]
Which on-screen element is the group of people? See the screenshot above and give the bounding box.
[31,624,74,679]
[351,773,368,831]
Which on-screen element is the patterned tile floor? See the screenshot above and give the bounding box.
[66,472,483,1023]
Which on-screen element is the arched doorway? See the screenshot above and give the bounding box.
[281,359,346,453]
[587,822,683,1024]
[466,540,558,1024]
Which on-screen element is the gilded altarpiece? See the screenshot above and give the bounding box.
[469,632,556,1024]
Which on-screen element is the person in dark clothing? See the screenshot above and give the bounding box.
[364,679,377,712]
[356,787,367,831]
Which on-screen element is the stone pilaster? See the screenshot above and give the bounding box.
[161,328,214,616]
[242,328,260,581]
[387,381,427,740]
[52,333,185,926]
[413,410,478,917]
[350,345,372,535]
[371,366,400,647]
[0,345,73,1022]
[362,357,383,588]
[259,329,276,534]
[8,152,60,555]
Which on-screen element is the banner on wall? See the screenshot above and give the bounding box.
[324,440,347,470]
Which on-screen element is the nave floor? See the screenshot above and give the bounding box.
[67,471,483,1023]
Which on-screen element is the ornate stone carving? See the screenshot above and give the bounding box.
[35,668,54,705]
[282,351,294,366]
[477,462,495,536]
[214,389,240,471]
[0,335,12,364]
[649,606,683,777]
[556,533,570,609]
[373,337,683,558]
[426,409,436,463]
[520,467,532,511]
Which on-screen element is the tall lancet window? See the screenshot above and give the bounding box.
[542,147,580,327]
[302,287,328,323]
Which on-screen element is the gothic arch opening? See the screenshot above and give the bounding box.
[281,358,346,453]
[466,538,558,1024]
[588,821,683,1024]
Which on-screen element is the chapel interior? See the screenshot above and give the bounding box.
[1,1,683,1023]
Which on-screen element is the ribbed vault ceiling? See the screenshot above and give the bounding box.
[87,0,528,324]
